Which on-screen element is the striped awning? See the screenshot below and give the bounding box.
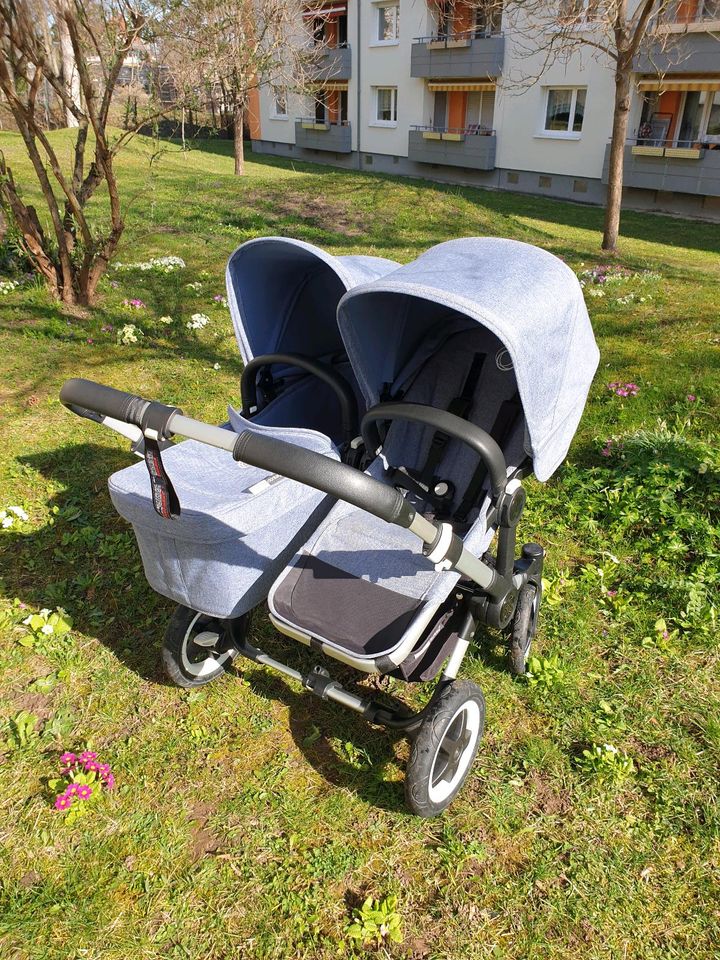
[310,81,348,91]
[638,77,720,92]
[427,81,496,92]
[302,4,346,16]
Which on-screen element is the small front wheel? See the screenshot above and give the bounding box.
[405,680,485,817]
[162,605,246,688]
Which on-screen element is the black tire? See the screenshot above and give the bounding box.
[405,680,485,818]
[508,583,539,676]
[161,605,246,689]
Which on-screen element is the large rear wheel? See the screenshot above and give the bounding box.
[405,680,485,817]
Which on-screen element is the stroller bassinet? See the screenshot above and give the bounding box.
[106,239,399,629]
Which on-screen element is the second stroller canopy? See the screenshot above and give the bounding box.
[338,237,599,481]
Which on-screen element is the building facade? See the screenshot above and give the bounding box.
[249,1,720,220]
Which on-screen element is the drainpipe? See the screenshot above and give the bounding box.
[356,0,362,169]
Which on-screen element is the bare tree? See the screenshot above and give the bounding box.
[0,1,169,306]
[165,0,316,175]
[498,0,683,252]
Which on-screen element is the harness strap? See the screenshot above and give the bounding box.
[417,352,486,489]
[454,393,522,525]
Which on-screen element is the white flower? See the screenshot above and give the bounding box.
[117,324,142,345]
[8,506,28,520]
[114,256,185,274]
[41,623,54,635]
[40,608,51,617]
[158,315,174,325]
[213,363,221,370]
[603,744,618,754]
[0,279,20,295]
[186,281,203,292]
[22,615,32,625]
[2,516,13,528]
[187,313,210,330]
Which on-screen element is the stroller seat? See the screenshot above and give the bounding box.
[269,326,529,673]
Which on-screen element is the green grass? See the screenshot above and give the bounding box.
[0,129,719,959]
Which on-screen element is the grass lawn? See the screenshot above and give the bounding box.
[0,131,718,960]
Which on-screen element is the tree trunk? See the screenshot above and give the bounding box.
[233,100,245,175]
[181,104,186,150]
[602,66,632,253]
[58,18,80,128]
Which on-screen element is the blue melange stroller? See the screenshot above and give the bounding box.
[89,237,397,685]
[61,237,598,816]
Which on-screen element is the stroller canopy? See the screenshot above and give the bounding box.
[338,237,599,481]
[226,237,399,364]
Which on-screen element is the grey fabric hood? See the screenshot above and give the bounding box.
[337,237,599,482]
[226,236,399,364]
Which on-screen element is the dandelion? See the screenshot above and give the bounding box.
[187,313,210,330]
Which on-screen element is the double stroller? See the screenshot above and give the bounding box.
[61,235,598,816]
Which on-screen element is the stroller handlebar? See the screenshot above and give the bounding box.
[60,378,502,598]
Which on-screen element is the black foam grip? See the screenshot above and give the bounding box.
[60,378,149,426]
[233,431,415,528]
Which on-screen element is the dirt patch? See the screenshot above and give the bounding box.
[252,189,369,238]
[189,801,223,861]
[526,770,571,817]
[627,738,675,764]
[9,691,53,722]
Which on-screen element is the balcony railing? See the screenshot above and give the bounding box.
[306,43,351,81]
[602,139,720,197]
[410,32,505,78]
[295,118,352,153]
[408,126,497,170]
[413,29,502,44]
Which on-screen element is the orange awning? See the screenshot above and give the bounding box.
[427,81,496,92]
[638,77,720,92]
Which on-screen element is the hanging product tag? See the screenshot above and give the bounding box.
[143,436,181,518]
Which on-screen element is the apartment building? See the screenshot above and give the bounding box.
[248,1,720,220]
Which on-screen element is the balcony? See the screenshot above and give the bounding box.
[306,44,351,82]
[602,141,720,196]
[636,2,720,72]
[410,33,505,79]
[295,118,352,153]
[408,125,497,170]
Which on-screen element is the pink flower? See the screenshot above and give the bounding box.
[105,774,116,790]
[687,394,696,402]
[55,793,73,811]
[98,763,111,776]
[86,338,94,344]
[84,761,100,773]
[79,751,97,762]
[601,447,611,457]
[60,751,76,765]
[76,784,93,800]
[66,783,80,796]
[101,324,114,333]
[123,298,145,309]
[607,589,618,598]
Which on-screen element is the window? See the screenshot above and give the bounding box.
[558,0,599,23]
[678,89,720,145]
[374,2,399,43]
[373,86,398,125]
[542,87,586,136]
[272,90,288,119]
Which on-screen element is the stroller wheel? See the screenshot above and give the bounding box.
[162,605,244,688]
[405,680,485,818]
[508,583,540,676]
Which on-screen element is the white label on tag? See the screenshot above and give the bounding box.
[247,474,284,495]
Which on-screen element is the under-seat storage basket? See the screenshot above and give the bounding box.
[108,433,337,619]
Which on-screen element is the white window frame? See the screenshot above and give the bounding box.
[270,89,288,120]
[371,86,398,127]
[371,1,400,46]
[674,88,720,145]
[537,86,587,140]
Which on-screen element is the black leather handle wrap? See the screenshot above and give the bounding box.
[233,431,415,528]
[361,402,508,498]
[60,379,181,437]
